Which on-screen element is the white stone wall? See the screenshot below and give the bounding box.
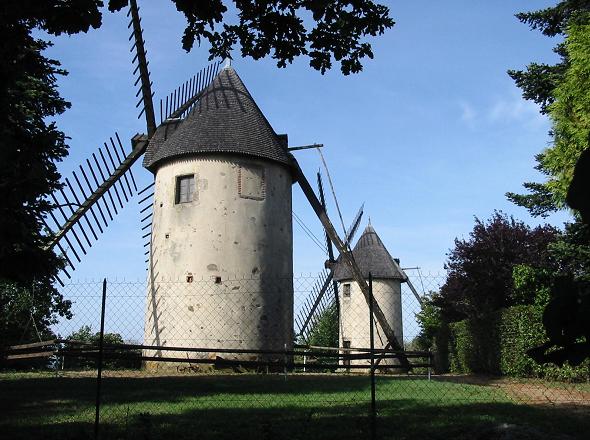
[144,154,293,366]
[338,278,403,368]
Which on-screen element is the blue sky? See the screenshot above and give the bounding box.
[45,0,570,283]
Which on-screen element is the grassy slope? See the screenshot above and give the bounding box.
[0,372,587,440]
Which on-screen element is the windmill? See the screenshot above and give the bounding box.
[294,171,364,342]
[42,0,412,368]
[296,173,424,371]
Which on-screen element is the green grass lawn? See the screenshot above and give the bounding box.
[0,372,587,440]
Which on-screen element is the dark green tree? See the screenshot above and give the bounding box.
[307,304,339,348]
[110,0,394,75]
[413,293,442,350]
[306,304,339,367]
[506,3,590,366]
[0,1,104,349]
[64,325,140,369]
[0,2,104,282]
[435,212,558,322]
[0,280,71,350]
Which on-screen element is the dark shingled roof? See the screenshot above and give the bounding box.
[143,66,290,171]
[334,224,405,281]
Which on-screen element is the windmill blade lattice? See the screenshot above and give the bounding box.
[41,0,221,283]
[43,133,143,283]
[137,182,155,266]
[159,62,222,123]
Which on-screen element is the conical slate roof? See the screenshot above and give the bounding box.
[143,66,290,171]
[334,224,405,281]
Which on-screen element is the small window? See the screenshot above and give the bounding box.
[343,283,351,298]
[175,175,195,204]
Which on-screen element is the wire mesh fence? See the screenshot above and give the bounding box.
[1,271,589,440]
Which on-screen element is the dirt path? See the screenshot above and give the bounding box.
[435,374,590,407]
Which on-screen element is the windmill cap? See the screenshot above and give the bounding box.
[143,66,291,171]
[334,224,405,281]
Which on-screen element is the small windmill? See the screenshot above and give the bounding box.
[294,171,364,342]
[42,0,412,367]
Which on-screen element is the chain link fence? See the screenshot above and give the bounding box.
[1,272,588,440]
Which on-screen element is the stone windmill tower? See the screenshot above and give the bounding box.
[142,64,294,363]
[334,222,405,368]
[43,0,410,370]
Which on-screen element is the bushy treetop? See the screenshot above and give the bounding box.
[436,212,558,321]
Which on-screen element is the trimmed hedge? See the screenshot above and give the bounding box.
[446,305,589,381]
[499,305,546,377]
[448,316,500,374]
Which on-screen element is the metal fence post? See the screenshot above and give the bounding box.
[94,278,107,440]
[368,272,376,440]
[428,348,432,381]
[284,343,287,380]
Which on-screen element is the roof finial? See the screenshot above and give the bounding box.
[368,217,371,226]
[223,57,232,69]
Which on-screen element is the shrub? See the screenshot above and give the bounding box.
[499,305,546,377]
[63,325,141,370]
[448,317,500,374]
[446,305,589,381]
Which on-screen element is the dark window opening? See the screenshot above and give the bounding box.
[343,283,351,298]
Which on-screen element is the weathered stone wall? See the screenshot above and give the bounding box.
[144,154,293,368]
[338,278,403,369]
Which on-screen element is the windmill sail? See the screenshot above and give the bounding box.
[136,182,155,266]
[159,62,222,122]
[42,1,220,282]
[43,134,145,276]
[317,171,339,314]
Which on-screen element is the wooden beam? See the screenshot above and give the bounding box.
[129,0,156,136]
[288,144,324,151]
[5,351,55,360]
[6,340,56,350]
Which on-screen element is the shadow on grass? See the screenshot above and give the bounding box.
[0,374,371,409]
[1,374,588,440]
[3,401,589,440]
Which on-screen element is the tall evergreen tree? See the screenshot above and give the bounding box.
[506,1,590,215]
[0,1,103,348]
[506,3,590,366]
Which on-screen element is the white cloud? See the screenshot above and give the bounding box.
[487,94,546,127]
[457,91,549,130]
[459,101,477,123]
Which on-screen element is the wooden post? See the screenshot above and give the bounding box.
[94,278,107,440]
[369,273,376,440]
